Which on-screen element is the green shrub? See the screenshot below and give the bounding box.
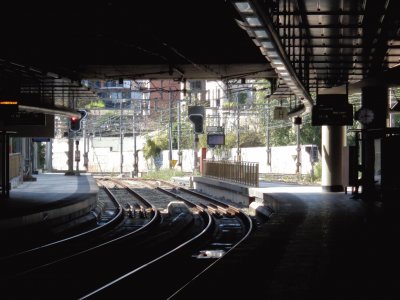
[142,168,185,180]
[313,161,322,181]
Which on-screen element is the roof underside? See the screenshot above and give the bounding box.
[1,0,400,105]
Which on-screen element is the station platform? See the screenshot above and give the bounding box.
[1,174,397,299]
[172,181,399,300]
[0,173,98,231]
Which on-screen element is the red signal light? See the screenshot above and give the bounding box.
[70,116,81,131]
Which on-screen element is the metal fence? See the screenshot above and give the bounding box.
[9,153,22,179]
[202,160,259,187]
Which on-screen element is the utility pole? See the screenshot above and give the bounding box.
[45,139,53,172]
[66,95,76,176]
[236,94,241,162]
[75,140,80,175]
[119,97,124,177]
[193,133,199,174]
[65,133,75,175]
[177,99,182,170]
[132,99,138,177]
[295,117,302,174]
[266,98,271,168]
[82,124,88,171]
[168,89,173,169]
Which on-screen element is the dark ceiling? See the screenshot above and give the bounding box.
[1,0,400,106]
[0,1,273,82]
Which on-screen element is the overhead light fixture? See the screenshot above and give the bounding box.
[254,30,269,38]
[260,41,274,49]
[246,17,262,26]
[232,0,313,112]
[267,50,279,58]
[271,59,284,65]
[276,66,287,71]
[235,19,255,37]
[234,2,254,13]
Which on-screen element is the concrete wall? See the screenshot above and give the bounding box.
[51,137,318,175]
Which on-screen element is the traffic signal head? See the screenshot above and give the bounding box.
[69,110,87,132]
[69,116,81,131]
[188,106,205,134]
[188,114,204,134]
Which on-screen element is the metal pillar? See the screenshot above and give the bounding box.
[361,86,388,203]
[132,102,138,177]
[75,140,80,175]
[82,126,88,171]
[0,132,11,199]
[45,139,53,172]
[265,99,271,169]
[236,95,241,162]
[65,134,75,175]
[296,123,301,174]
[32,141,38,173]
[168,89,173,168]
[119,97,124,177]
[177,100,182,170]
[193,133,199,174]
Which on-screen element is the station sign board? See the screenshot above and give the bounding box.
[311,104,353,126]
[207,133,225,147]
[5,112,46,126]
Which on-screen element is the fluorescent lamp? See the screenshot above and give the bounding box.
[234,2,254,13]
[267,51,279,58]
[246,17,261,26]
[254,30,269,38]
[271,59,284,65]
[260,41,274,48]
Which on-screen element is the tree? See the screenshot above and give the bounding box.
[270,125,296,146]
[143,139,161,161]
[238,131,265,147]
[154,132,169,150]
[299,115,321,147]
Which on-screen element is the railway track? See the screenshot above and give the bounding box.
[80,178,253,299]
[0,178,160,283]
[1,177,255,299]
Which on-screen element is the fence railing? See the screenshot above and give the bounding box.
[10,153,22,179]
[202,160,259,187]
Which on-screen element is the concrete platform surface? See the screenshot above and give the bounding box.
[171,181,399,300]
[0,173,98,230]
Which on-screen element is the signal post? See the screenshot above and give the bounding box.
[188,106,205,174]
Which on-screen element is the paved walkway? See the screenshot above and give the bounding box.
[0,173,98,230]
[0,173,97,216]
[171,182,399,300]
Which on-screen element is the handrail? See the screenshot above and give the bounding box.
[202,160,259,187]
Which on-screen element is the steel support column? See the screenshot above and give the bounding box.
[361,86,388,203]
